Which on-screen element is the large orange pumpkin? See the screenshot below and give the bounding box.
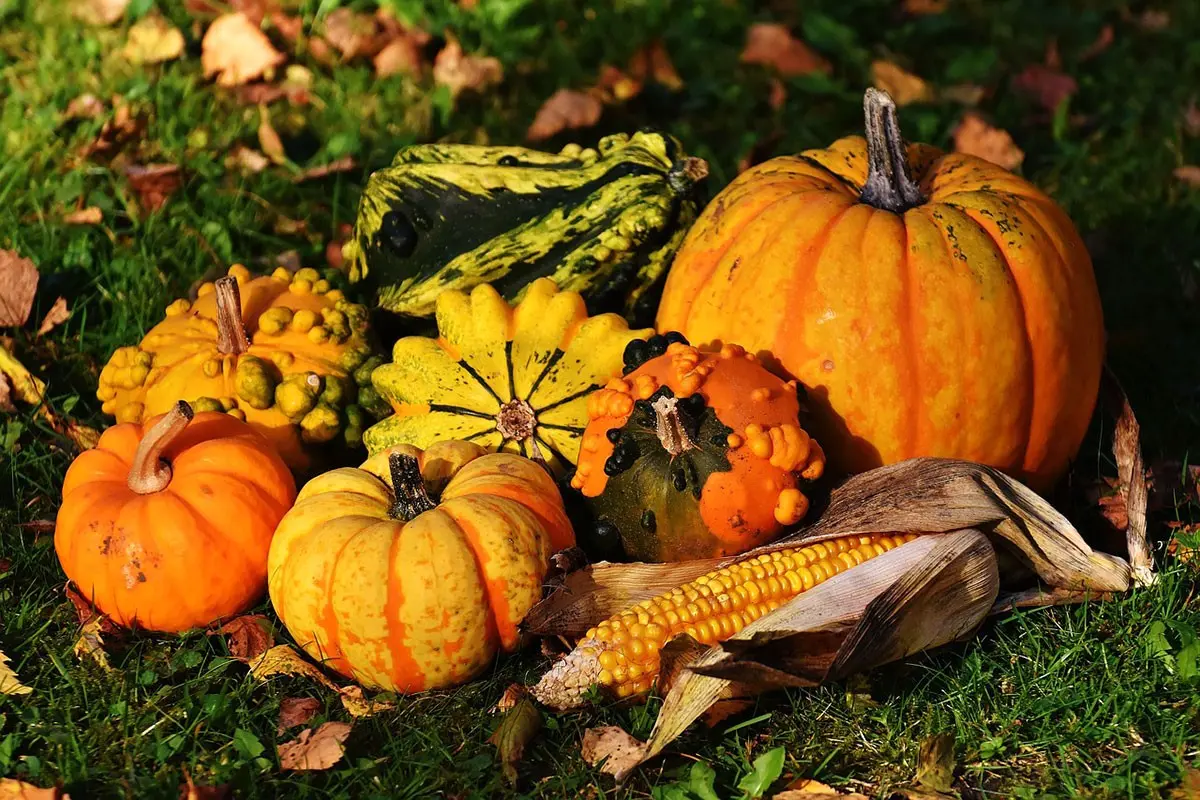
[657,88,1105,491]
[54,401,297,632]
[572,333,826,562]
[266,441,575,693]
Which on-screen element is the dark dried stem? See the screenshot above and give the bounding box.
[859,88,924,213]
[214,276,250,355]
[388,453,438,521]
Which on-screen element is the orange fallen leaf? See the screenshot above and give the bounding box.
[73,616,112,672]
[63,207,103,225]
[202,12,286,87]
[37,298,70,336]
[527,89,604,142]
[741,23,831,77]
[374,36,423,78]
[124,163,183,214]
[72,0,129,25]
[64,93,105,121]
[277,722,352,771]
[338,685,395,718]
[277,697,321,734]
[292,157,356,183]
[952,113,1024,170]
[209,614,274,662]
[0,650,33,696]
[257,106,287,165]
[432,36,503,97]
[768,78,788,110]
[325,223,353,271]
[627,40,682,90]
[495,683,528,713]
[226,145,270,174]
[701,698,754,727]
[121,14,185,65]
[0,777,69,799]
[80,98,146,160]
[870,60,933,106]
[178,769,230,799]
[1174,166,1200,186]
[595,65,641,103]
[1080,24,1114,61]
[0,250,39,327]
[775,778,841,797]
[321,7,380,60]
[1012,63,1077,112]
[248,644,339,691]
[580,726,645,778]
[901,0,947,14]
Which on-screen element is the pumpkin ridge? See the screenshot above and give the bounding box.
[793,153,862,195]
[314,521,364,675]
[382,521,427,692]
[436,501,509,649]
[174,469,291,526]
[897,209,920,459]
[455,357,505,405]
[522,347,565,400]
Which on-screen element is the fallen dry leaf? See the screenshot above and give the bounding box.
[1012,63,1077,112]
[81,99,146,160]
[63,207,103,226]
[124,163,183,214]
[595,65,641,103]
[64,93,105,121]
[18,520,56,535]
[72,0,129,25]
[269,11,303,44]
[871,60,933,106]
[277,697,321,734]
[580,726,645,777]
[627,40,683,91]
[122,14,185,65]
[433,36,503,97]
[768,78,788,110]
[774,792,869,800]
[527,89,604,142]
[209,614,274,662]
[914,732,956,793]
[226,145,271,175]
[952,112,1025,170]
[1174,166,1200,187]
[258,106,287,165]
[1103,369,1154,586]
[277,722,352,771]
[701,698,754,727]
[73,616,113,671]
[0,650,33,696]
[292,157,356,183]
[374,36,423,78]
[781,779,838,795]
[178,769,231,800]
[0,345,45,406]
[495,683,528,713]
[338,685,395,718]
[202,12,286,87]
[901,0,947,13]
[0,251,38,327]
[1170,768,1200,799]
[249,644,340,691]
[1136,10,1170,31]
[1080,24,1115,61]
[1168,524,1200,564]
[321,7,380,61]
[741,23,831,77]
[489,691,542,785]
[37,298,70,336]
[324,223,353,271]
[0,778,68,799]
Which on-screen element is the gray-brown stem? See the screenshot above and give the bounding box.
[214,276,250,355]
[859,88,924,213]
[652,395,694,457]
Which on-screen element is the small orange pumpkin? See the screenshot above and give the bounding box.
[54,401,297,632]
[572,333,826,562]
[267,441,575,693]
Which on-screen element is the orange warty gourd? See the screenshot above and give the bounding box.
[54,401,297,632]
[657,88,1105,492]
[266,441,575,693]
[572,333,826,562]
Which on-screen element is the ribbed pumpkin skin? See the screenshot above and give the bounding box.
[267,441,574,693]
[657,137,1105,491]
[55,412,297,632]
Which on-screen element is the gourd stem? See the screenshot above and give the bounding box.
[652,395,694,457]
[388,453,438,521]
[127,401,194,495]
[859,88,925,213]
[214,276,250,355]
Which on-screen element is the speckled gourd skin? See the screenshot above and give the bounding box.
[342,131,708,323]
[97,264,387,471]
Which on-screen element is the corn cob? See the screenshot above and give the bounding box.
[531,532,920,710]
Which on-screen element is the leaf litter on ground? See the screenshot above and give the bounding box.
[740,24,831,77]
[121,14,185,65]
[433,35,503,98]
[0,650,33,696]
[277,697,321,734]
[248,643,393,719]
[870,60,932,106]
[209,615,274,662]
[952,113,1025,170]
[488,685,542,785]
[0,778,70,799]
[62,207,103,226]
[277,722,352,771]
[202,12,286,87]
[0,251,39,327]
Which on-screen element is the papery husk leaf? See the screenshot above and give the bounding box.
[525,459,1130,642]
[616,530,999,781]
[1100,366,1154,586]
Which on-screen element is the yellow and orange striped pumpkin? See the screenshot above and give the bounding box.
[266,440,575,693]
[657,88,1105,492]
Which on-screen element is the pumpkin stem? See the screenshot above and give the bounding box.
[127,400,195,495]
[859,88,925,213]
[652,395,694,457]
[214,276,250,355]
[388,453,438,521]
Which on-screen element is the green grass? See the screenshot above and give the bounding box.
[2,0,1200,797]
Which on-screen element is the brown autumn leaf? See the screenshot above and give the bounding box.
[1174,166,1200,187]
[277,722,352,771]
[526,89,604,142]
[63,207,103,226]
[0,778,69,799]
[37,298,70,336]
[64,582,120,632]
[338,685,395,718]
[81,99,146,160]
[952,112,1025,170]
[768,78,787,110]
[124,163,183,214]
[776,778,839,796]
[595,65,641,104]
[249,644,340,692]
[870,60,933,106]
[432,36,503,97]
[701,698,754,727]
[72,0,129,25]
[495,683,528,713]
[374,36,423,78]
[1012,63,1077,112]
[292,156,356,183]
[0,650,33,696]
[321,7,380,61]
[1102,369,1153,585]
[1168,524,1200,564]
[901,0,947,14]
[226,145,271,174]
[325,223,353,271]
[202,12,287,87]
[122,14,186,65]
[774,792,869,800]
[740,23,831,77]
[0,250,39,327]
[258,106,287,165]
[178,770,231,800]
[73,616,113,671]
[64,93,105,121]
[627,40,683,90]
[209,614,274,662]
[269,11,303,44]
[277,697,321,734]
[1080,24,1115,61]
[912,732,956,794]
[1170,768,1200,799]
[580,726,645,777]
[489,691,542,785]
